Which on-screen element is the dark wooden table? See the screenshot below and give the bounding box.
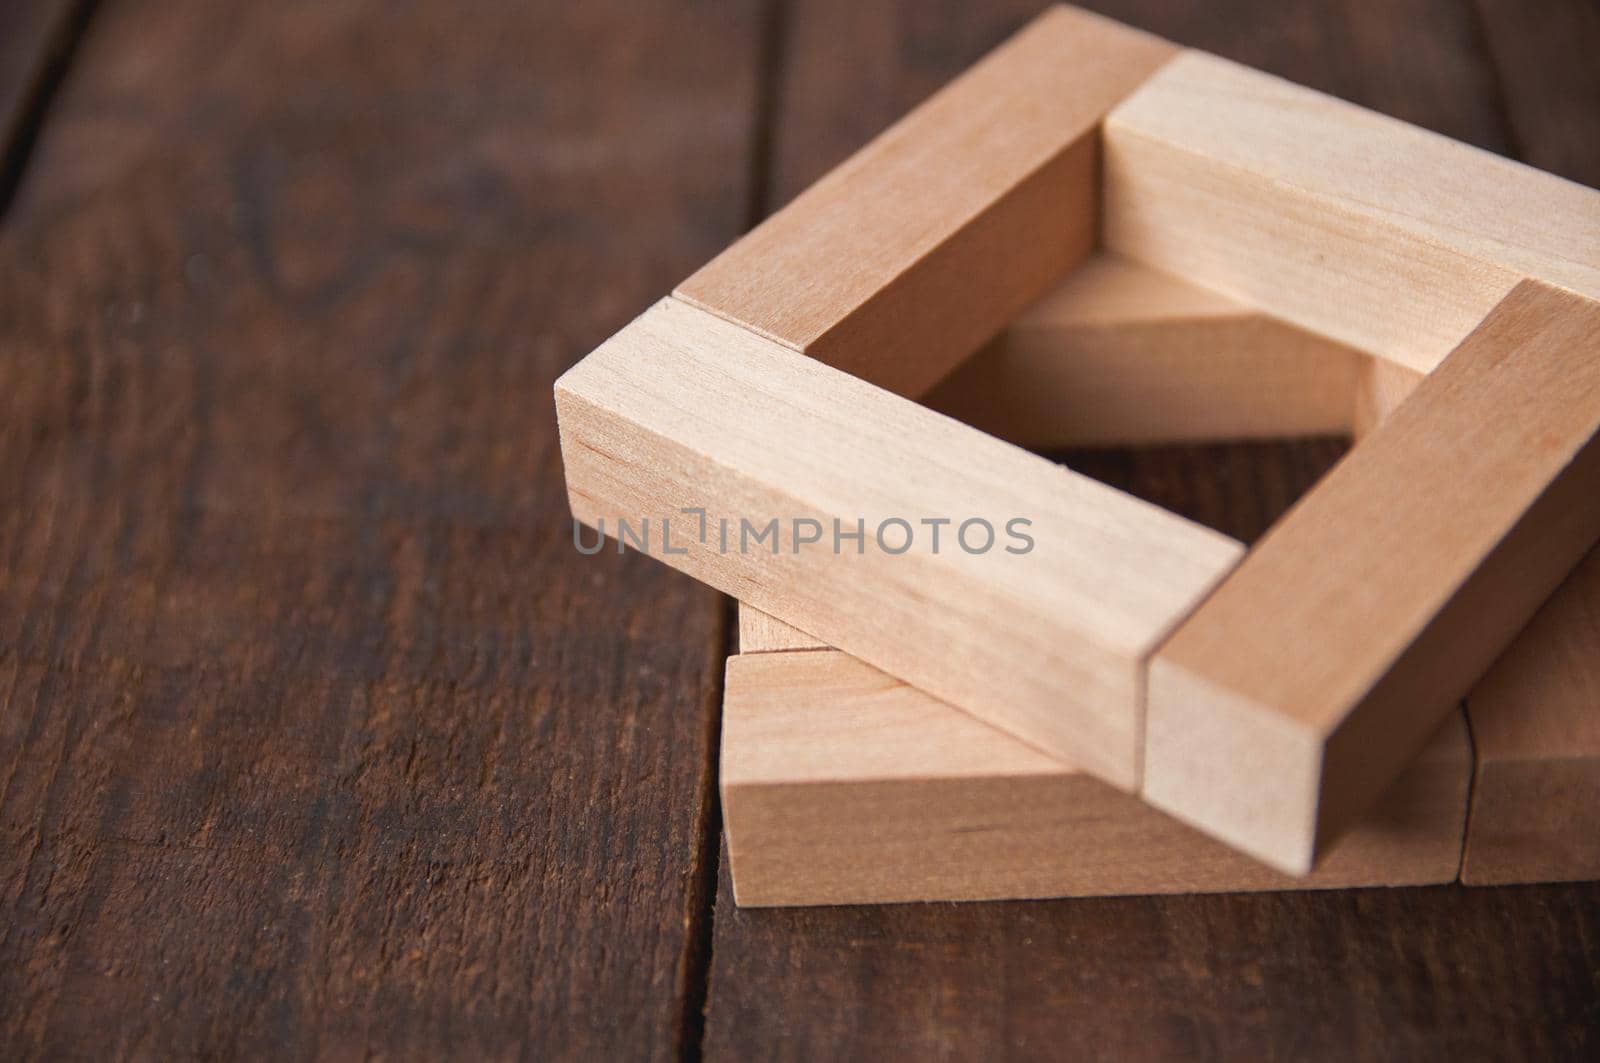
[2,1,1597,1058]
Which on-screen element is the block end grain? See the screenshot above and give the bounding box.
[1144,655,1327,875]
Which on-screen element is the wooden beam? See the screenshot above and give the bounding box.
[556,298,1244,789]
[1462,545,1600,885]
[1146,280,1600,873]
[675,6,1177,397]
[1104,50,1600,375]
[721,647,1470,907]
[924,253,1366,447]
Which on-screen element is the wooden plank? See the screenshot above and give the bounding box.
[675,6,1177,397]
[1103,49,1600,374]
[0,0,759,1056]
[925,253,1366,446]
[1462,546,1600,885]
[722,648,1469,906]
[703,857,1600,1060]
[1148,280,1600,874]
[557,297,1243,788]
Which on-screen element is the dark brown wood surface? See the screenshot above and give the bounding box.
[0,0,86,215]
[1472,0,1600,185]
[0,1,1595,1059]
[0,1,760,1057]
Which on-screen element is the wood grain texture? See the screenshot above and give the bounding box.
[1455,0,1600,892]
[722,649,1469,906]
[708,431,1598,1057]
[1350,357,1424,440]
[1149,281,1600,874]
[3,0,1596,1058]
[676,5,1177,397]
[1104,49,1600,374]
[1463,547,1600,885]
[704,860,1600,1059]
[925,253,1366,446]
[738,605,824,654]
[557,297,1243,787]
[704,3,1598,1056]
[0,0,756,1056]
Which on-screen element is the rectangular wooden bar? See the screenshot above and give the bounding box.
[1103,50,1600,375]
[676,7,1177,397]
[556,298,1243,788]
[1147,281,1600,873]
[722,639,1470,907]
[1462,546,1600,885]
[924,253,1366,446]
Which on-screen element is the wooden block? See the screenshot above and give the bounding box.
[556,298,1244,789]
[1147,281,1600,874]
[738,606,823,654]
[1104,50,1600,374]
[924,253,1366,447]
[675,7,1177,397]
[721,649,1470,907]
[740,606,824,654]
[1351,357,1424,441]
[1463,546,1600,885]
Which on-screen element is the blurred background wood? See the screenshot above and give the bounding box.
[0,0,1596,1058]
[0,0,90,215]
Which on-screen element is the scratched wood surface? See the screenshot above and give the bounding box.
[0,0,1596,1059]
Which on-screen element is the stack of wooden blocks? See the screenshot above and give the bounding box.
[556,6,1600,907]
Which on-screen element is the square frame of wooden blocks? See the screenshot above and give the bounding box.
[556,5,1600,874]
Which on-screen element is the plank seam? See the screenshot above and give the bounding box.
[0,0,99,224]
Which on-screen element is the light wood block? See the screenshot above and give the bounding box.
[1104,50,1600,375]
[738,606,824,654]
[740,607,823,653]
[676,7,1177,397]
[1463,546,1600,885]
[1351,357,1424,441]
[1147,281,1600,874]
[925,253,1366,446]
[722,648,1470,907]
[556,298,1244,789]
